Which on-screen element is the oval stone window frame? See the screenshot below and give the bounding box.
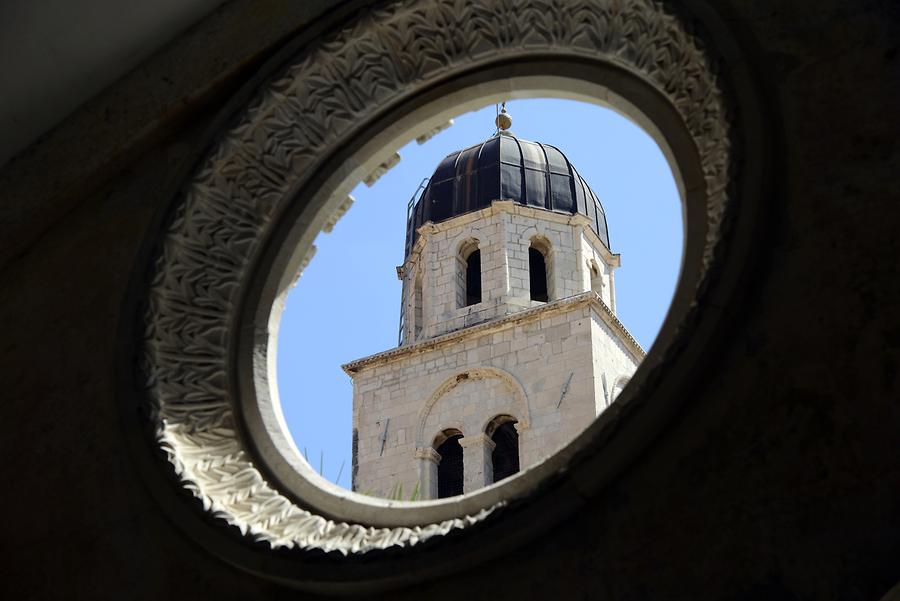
[134,0,768,591]
[251,74,700,530]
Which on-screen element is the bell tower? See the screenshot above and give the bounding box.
[343,108,643,499]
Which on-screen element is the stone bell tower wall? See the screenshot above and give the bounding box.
[399,200,620,344]
[345,293,642,499]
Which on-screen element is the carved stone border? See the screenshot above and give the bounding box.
[141,0,732,555]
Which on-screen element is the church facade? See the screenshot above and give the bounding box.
[344,112,643,499]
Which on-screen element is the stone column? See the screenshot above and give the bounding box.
[459,433,496,493]
[512,420,531,471]
[415,447,441,500]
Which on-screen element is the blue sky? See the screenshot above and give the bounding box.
[275,98,682,488]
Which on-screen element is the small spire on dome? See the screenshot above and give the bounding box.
[495,102,512,132]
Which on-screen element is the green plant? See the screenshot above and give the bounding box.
[362,479,420,501]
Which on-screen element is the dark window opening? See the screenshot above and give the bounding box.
[436,434,464,498]
[491,422,519,483]
[590,262,603,297]
[529,247,548,302]
[466,249,482,306]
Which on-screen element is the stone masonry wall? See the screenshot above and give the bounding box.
[348,295,641,499]
[590,309,641,414]
[400,201,618,343]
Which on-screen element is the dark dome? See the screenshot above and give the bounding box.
[404,131,610,257]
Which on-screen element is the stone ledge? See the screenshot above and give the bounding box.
[398,199,620,278]
[342,291,644,375]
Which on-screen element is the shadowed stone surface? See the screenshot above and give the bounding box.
[0,0,898,599]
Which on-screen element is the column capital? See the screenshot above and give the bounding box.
[458,432,496,451]
[414,447,442,464]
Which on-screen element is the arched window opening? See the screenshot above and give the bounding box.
[463,247,482,307]
[529,241,550,302]
[457,239,482,308]
[590,260,604,297]
[611,377,630,402]
[487,417,519,483]
[434,430,464,498]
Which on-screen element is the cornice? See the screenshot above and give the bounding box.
[342,291,644,375]
[398,199,621,277]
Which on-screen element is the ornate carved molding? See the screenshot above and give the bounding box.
[141,0,733,555]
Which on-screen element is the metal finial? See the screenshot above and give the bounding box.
[495,102,512,131]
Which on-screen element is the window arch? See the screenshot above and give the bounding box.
[529,237,552,302]
[611,376,631,402]
[458,239,481,307]
[433,429,464,498]
[486,416,519,483]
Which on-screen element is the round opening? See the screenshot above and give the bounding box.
[241,68,708,528]
[135,0,753,584]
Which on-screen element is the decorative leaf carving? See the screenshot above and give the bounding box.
[141,0,733,555]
